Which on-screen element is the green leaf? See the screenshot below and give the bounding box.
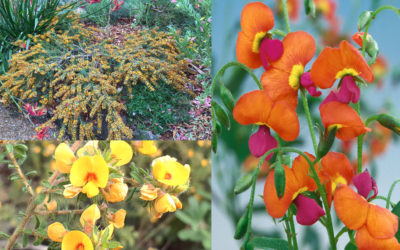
[0,232,10,239]
[234,210,248,240]
[304,0,316,17]
[344,242,358,250]
[357,11,373,31]
[219,84,235,113]
[107,241,121,248]
[34,193,46,205]
[5,144,13,154]
[22,233,28,247]
[251,236,289,250]
[178,229,204,241]
[234,172,255,195]
[212,101,230,130]
[176,211,195,226]
[274,164,286,199]
[317,125,337,159]
[34,215,40,229]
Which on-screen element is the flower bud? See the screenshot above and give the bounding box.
[139,184,159,201]
[47,222,68,242]
[104,179,129,203]
[154,194,178,214]
[63,184,82,198]
[377,114,400,135]
[108,209,126,229]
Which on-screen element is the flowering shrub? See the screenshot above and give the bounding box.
[212,1,400,249]
[0,13,195,140]
[0,140,210,249]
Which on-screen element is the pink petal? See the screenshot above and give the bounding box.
[352,170,378,200]
[300,72,321,97]
[294,194,325,226]
[248,125,277,160]
[337,76,360,104]
[320,91,340,106]
[259,38,283,70]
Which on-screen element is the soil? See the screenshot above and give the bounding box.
[0,103,37,140]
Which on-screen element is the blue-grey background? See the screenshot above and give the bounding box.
[212,0,400,249]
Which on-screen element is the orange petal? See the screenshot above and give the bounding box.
[261,68,297,109]
[311,40,374,89]
[267,100,299,141]
[320,102,371,140]
[292,152,317,191]
[233,90,272,125]
[333,185,368,230]
[240,2,274,38]
[236,31,262,69]
[320,152,354,185]
[263,165,299,218]
[356,226,400,250]
[272,31,316,71]
[366,204,398,239]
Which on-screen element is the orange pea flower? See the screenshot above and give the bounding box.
[334,185,400,249]
[261,31,319,109]
[233,90,299,142]
[263,153,325,225]
[311,40,374,89]
[319,102,371,140]
[236,2,283,69]
[318,152,354,205]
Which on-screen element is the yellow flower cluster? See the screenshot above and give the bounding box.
[0,16,195,139]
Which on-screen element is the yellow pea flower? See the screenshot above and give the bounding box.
[80,204,100,235]
[108,209,126,229]
[55,143,76,173]
[104,178,128,203]
[154,193,182,214]
[77,141,99,157]
[152,156,190,186]
[110,141,133,167]
[70,155,109,198]
[61,230,93,250]
[48,222,68,242]
[100,224,114,241]
[139,184,159,201]
[137,141,157,155]
[63,184,82,198]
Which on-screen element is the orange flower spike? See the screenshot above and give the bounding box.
[261,31,318,108]
[311,40,374,89]
[233,90,299,141]
[320,102,371,140]
[236,2,283,69]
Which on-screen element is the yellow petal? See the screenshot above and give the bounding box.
[80,204,101,228]
[61,230,93,250]
[70,155,109,192]
[104,180,128,203]
[55,143,76,173]
[154,193,177,214]
[109,209,126,229]
[152,156,190,186]
[110,141,133,167]
[48,222,68,242]
[82,182,99,198]
[137,141,158,155]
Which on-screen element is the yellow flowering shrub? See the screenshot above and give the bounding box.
[0,13,194,140]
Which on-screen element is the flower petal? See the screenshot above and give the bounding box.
[248,125,277,160]
[366,204,398,239]
[293,194,325,225]
[236,31,262,69]
[333,185,368,230]
[233,90,273,125]
[353,171,374,199]
[337,75,360,104]
[320,102,371,140]
[356,226,400,250]
[267,100,300,141]
[240,2,274,38]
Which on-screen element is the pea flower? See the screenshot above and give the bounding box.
[152,156,190,186]
[319,102,370,140]
[103,178,129,203]
[137,141,158,155]
[54,143,76,173]
[140,183,159,201]
[233,90,299,159]
[108,209,126,229]
[263,153,325,225]
[70,155,109,198]
[61,231,94,250]
[63,184,82,198]
[334,171,400,249]
[261,31,319,110]
[236,2,283,69]
[154,193,182,214]
[110,141,133,167]
[47,222,68,243]
[80,204,101,234]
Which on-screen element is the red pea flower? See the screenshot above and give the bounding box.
[236,2,283,70]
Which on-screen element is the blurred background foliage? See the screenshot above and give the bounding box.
[0,141,211,249]
[212,0,400,249]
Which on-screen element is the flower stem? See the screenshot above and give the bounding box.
[288,208,299,250]
[387,179,400,209]
[283,217,293,250]
[280,0,291,33]
[299,90,337,250]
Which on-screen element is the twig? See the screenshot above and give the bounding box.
[7,151,34,196]
[34,209,84,216]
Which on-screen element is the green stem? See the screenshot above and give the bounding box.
[335,226,348,242]
[288,209,299,250]
[387,179,400,209]
[300,90,318,153]
[370,195,394,207]
[348,230,356,245]
[283,217,293,250]
[300,90,337,250]
[280,0,291,33]
[357,5,400,173]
